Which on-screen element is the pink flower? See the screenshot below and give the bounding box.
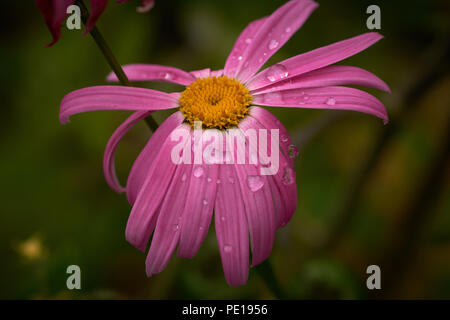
[60,0,389,286]
[35,0,154,46]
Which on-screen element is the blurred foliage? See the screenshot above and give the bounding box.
[0,0,449,299]
[288,258,362,299]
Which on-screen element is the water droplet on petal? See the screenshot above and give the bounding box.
[228,176,235,184]
[181,173,187,182]
[173,224,179,231]
[202,199,208,206]
[193,167,204,178]
[207,177,212,183]
[216,178,221,184]
[160,72,175,81]
[199,226,204,231]
[220,216,226,222]
[281,166,294,185]
[285,27,292,33]
[288,144,299,158]
[237,56,243,61]
[326,97,336,106]
[247,175,265,192]
[245,38,252,44]
[223,245,232,253]
[281,134,289,143]
[268,39,279,50]
[265,64,289,82]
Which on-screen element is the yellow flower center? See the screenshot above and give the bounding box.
[179,76,252,129]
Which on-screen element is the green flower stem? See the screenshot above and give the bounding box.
[76,0,158,132]
[254,259,287,299]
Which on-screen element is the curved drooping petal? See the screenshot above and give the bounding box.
[247,32,383,90]
[177,134,220,258]
[127,111,185,205]
[233,0,319,83]
[253,86,388,123]
[223,17,267,78]
[251,65,391,95]
[85,0,109,34]
[103,110,152,194]
[146,163,193,276]
[60,85,179,123]
[106,64,196,86]
[269,153,298,228]
[177,164,219,258]
[125,123,190,251]
[35,0,74,46]
[214,164,250,286]
[248,107,298,227]
[247,106,295,168]
[231,123,276,266]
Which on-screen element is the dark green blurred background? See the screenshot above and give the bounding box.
[0,0,449,299]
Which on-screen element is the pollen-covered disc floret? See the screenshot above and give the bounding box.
[179,76,252,129]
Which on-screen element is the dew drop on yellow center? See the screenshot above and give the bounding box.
[179,76,252,129]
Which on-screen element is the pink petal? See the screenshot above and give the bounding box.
[247,32,384,90]
[126,111,185,205]
[60,85,179,124]
[247,106,294,168]
[106,64,196,86]
[231,123,276,267]
[248,107,298,227]
[177,163,219,258]
[251,65,390,94]
[146,164,193,276]
[270,155,298,227]
[268,167,297,229]
[234,0,319,83]
[215,164,249,286]
[116,0,154,13]
[85,0,109,34]
[223,17,267,78]
[190,68,211,79]
[35,0,74,46]
[177,138,220,258]
[137,0,154,13]
[125,123,190,251]
[253,86,389,123]
[103,110,152,194]
[210,69,224,77]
